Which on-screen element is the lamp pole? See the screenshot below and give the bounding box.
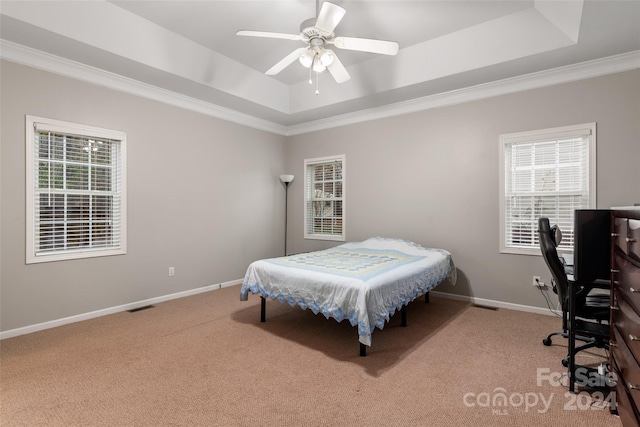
[279,175,294,256]
[284,181,290,255]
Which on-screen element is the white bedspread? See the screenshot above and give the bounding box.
[240,237,456,346]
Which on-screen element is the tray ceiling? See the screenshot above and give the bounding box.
[1,1,639,134]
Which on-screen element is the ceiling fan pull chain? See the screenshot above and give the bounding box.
[315,71,320,95]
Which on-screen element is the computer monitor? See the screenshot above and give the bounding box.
[573,209,611,284]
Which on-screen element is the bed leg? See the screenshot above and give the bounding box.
[260,296,266,322]
[425,291,430,303]
[360,343,367,357]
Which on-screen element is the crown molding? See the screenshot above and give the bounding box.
[2,39,638,137]
[0,40,288,136]
[287,50,640,135]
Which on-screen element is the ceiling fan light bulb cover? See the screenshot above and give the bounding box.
[312,61,326,72]
[299,51,313,68]
[319,50,334,66]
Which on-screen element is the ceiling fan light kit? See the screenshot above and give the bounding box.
[236,1,399,93]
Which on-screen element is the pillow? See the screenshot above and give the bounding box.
[551,225,563,247]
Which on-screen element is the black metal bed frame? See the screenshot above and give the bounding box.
[258,291,430,357]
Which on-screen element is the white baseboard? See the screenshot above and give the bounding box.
[429,291,562,317]
[1,283,559,340]
[0,279,242,340]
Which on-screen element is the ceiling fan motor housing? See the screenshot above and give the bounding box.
[300,18,334,44]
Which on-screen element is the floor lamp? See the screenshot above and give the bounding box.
[280,174,294,256]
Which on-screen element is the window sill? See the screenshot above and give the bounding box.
[304,234,345,242]
[27,248,126,264]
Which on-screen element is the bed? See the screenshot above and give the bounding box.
[240,237,456,356]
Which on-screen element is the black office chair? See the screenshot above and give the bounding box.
[538,217,609,365]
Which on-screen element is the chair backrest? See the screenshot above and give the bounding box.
[538,217,569,310]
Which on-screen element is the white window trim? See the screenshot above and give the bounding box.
[499,123,596,256]
[26,115,127,263]
[304,154,346,242]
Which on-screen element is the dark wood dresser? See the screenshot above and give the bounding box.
[610,208,640,426]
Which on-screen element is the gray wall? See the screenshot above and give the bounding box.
[285,70,640,307]
[1,60,639,333]
[0,61,287,331]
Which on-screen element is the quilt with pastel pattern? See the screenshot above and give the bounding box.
[240,237,456,346]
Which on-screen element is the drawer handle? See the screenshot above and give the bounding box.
[629,383,640,391]
[631,287,639,293]
[611,269,620,274]
[610,341,618,347]
[612,233,620,237]
[630,335,639,341]
[627,237,637,243]
[611,305,620,311]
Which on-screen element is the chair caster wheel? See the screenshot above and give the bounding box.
[562,358,569,367]
[543,338,552,346]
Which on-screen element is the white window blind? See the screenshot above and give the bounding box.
[499,123,596,254]
[26,116,127,263]
[304,155,345,241]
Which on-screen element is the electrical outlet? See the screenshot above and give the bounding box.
[532,275,544,287]
[169,267,175,277]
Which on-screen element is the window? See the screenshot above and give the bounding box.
[304,155,345,241]
[499,123,596,255]
[26,116,127,263]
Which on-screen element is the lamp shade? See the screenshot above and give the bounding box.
[280,174,294,184]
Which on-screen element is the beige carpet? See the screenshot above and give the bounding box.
[0,285,621,426]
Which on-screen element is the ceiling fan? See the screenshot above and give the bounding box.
[236,1,399,89]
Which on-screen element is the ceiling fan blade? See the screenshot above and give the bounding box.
[265,47,308,75]
[236,30,302,41]
[326,51,350,83]
[333,37,399,55]
[315,2,346,34]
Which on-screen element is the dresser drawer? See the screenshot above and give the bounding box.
[612,327,640,411]
[614,253,640,314]
[614,295,640,365]
[630,220,640,263]
[615,217,630,254]
[614,372,640,427]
